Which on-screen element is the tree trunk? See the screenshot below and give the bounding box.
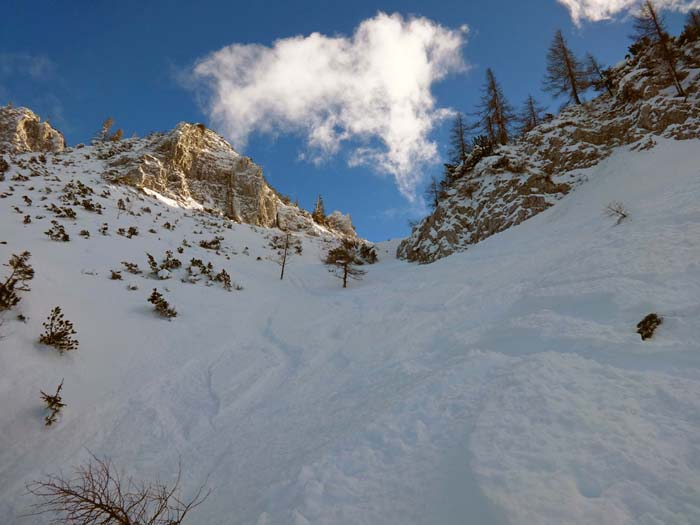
[648,4,685,97]
[280,233,289,280]
[342,263,348,288]
[564,49,582,104]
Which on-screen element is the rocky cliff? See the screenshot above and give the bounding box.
[0,104,356,239]
[0,105,65,154]
[100,122,356,237]
[398,39,700,263]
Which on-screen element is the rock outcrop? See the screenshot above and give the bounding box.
[97,122,356,237]
[398,40,700,263]
[0,106,357,240]
[0,105,65,154]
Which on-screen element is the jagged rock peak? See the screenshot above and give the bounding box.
[398,39,700,264]
[101,121,357,238]
[0,104,65,154]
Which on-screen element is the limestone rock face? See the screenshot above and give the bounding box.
[398,40,700,263]
[0,105,65,154]
[102,122,356,237]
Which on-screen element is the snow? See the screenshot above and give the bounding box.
[1,136,700,523]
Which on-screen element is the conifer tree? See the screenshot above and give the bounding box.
[516,95,546,135]
[584,53,615,97]
[148,289,177,319]
[682,10,700,41]
[312,194,326,224]
[39,307,78,353]
[544,30,585,105]
[0,251,34,311]
[323,241,367,288]
[477,69,513,145]
[41,380,66,426]
[632,0,685,97]
[95,117,114,143]
[425,175,442,210]
[448,113,469,165]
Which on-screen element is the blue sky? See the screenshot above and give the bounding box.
[0,0,689,241]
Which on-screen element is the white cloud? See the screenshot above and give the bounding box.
[191,12,467,200]
[557,0,700,25]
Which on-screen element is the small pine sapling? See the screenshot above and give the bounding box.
[146,253,160,275]
[45,221,70,242]
[39,307,79,353]
[1,251,34,311]
[41,380,66,426]
[199,236,223,250]
[121,261,142,275]
[214,269,232,291]
[637,313,663,341]
[148,289,177,319]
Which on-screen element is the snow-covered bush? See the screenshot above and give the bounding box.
[45,221,70,242]
[39,307,78,353]
[0,251,34,311]
[637,313,663,340]
[214,269,232,291]
[199,236,223,250]
[121,261,142,275]
[148,289,177,319]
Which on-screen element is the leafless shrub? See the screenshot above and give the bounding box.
[605,201,629,225]
[26,454,208,525]
[41,380,66,426]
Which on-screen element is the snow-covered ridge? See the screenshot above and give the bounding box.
[398,40,700,263]
[0,106,357,241]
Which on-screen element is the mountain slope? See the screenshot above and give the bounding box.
[399,39,700,263]
[1,116,700,525]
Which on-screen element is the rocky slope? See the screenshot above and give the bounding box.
[0,105,65,155]
[0,105,356,239]
[398,39,700,263]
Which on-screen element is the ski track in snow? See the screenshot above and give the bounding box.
[1,137,700,523]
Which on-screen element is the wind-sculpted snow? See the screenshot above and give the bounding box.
[1,123,700,523]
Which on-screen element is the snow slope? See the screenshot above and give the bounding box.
[2,136,700,524]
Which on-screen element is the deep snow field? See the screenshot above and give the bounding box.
[1,136,700,524]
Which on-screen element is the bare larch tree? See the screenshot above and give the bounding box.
[632,0,685,97]
[544,30,585,105]
[477,68,513,145]
[448,113,470,165]
[584,53,615,97]
[517,95,546,135]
